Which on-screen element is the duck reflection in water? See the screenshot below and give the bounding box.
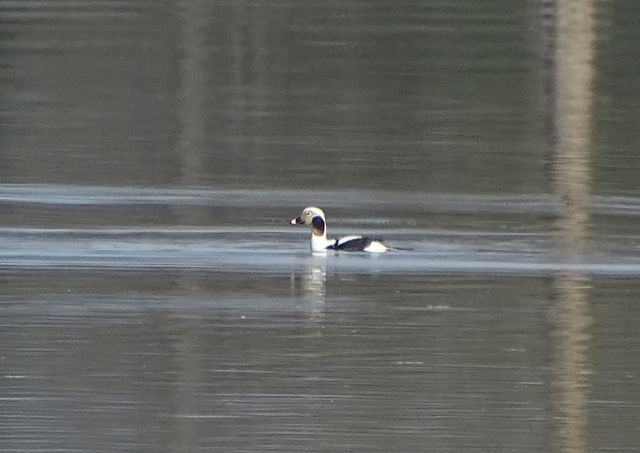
[290,256,327,324]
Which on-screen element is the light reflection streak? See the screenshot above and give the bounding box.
[543,0,596,451]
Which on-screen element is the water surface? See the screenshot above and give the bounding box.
[2,1,640,452]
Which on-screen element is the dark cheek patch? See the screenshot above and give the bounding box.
[311,216,325,236]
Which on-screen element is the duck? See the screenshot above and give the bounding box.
[290,206,389,253]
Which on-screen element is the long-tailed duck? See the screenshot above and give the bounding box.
[290,206,389,253]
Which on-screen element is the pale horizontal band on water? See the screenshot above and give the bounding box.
[2,184,640,215]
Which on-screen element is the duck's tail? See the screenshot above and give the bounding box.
[388,246,413,251]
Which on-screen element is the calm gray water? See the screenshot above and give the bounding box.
[2,1,640,452]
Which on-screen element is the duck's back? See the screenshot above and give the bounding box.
[329,236,388,252]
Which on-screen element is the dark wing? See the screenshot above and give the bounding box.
[331,236,383,251]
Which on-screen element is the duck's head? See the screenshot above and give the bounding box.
[290,206,326,237]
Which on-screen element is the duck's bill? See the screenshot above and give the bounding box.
[290,217,305,225]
